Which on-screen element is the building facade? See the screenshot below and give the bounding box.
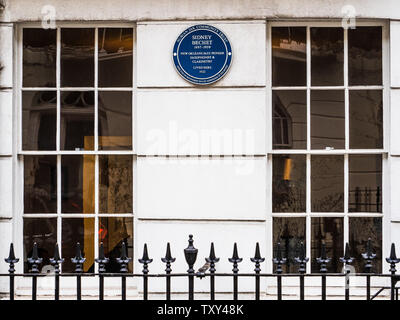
[0,0,400,296]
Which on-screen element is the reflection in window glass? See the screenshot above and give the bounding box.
[61,28,94,87]
[349,217,382,273]
[61,155,94,214]
[273,155,306,212]
[61,91,94,150]
[311,155,344,212]
[24,155,57,213]
[99,155,133,213]
[311,27,344,86]
[273,217,306,273]
[349,90,383,149]
[348,27,382,86]
[349,155,382,213]
[98,28,133,87]
[272,27,306,87]
[98,92,132,150]
[23,29,56,87]
[62,218,95,273]
[22,91,56,151]
[311,217,343,273]
[23,218,57,273]
[311,90,345,150]
[99,217,133,272]
[272,90,307,149]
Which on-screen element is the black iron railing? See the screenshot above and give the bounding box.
[2,235,400,300]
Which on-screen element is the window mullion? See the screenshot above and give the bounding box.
[56,27,61,152]
[94,28,99,273]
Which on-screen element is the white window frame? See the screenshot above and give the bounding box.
[265,20,390,288]
[14,22,139,292]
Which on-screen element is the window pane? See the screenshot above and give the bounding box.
[311,90,345,149]
[61,91,94,150]
[311,217,344,273]
[273,217,306,273]
[98,28,133,87]
[22,91,56,150]
[98,91,132,150]
[99,155,133,213]
[23,29,56,87]
[62,218,95,273]
[61,28,94,87]
[311,155,344,212]
[349,155,382,213]
[348,27,382,85]
[349,217,382,273]
[61,155,94,213]
[272,90,307,149]
[272,154,306,212]
[23,218,57,273]
[311,27,344,86]
[24,155,57,213]
[349,90,383,149]
[99,217,133,272]
[272,27,306,86]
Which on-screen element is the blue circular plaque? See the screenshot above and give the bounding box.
[173,25,232,85]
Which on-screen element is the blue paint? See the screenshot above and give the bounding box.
[173,25,232,85]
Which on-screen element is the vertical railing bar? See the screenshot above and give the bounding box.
[50,243,63,301]
[71,243,85,301]
[251,243,265,301]
[138,243,152,301]
[27,243,42,301]
[340,243,354,301]
[5,243,19,301]
[162,243,175,301]
[229,243,242,301]
[206,242,219,301]
[184,235,198,301]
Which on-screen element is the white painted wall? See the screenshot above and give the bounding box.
[136,89,266,155]
[136,157,266,220]
[3,0,400,22]
[137,22,266,87]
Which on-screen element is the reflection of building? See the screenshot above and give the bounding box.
[0,0,399,299]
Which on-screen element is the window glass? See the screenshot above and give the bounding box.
[272,27,306,87]
[311,155,344,212]
[23,218,57,273]
[311,217,344,273]
[61,28,95,87]
[349,217,382,273]
[62,218,95,273]
[98,91,132,150]
[99,217,133,272]
[311,90,345,150]
[61,155,95,214]
[349,90,383,149]
[23,29,56,87]
[348,27,382,85]
[349,155,382,213]
[273,217,306,273]
[24,155,57,213]
[98,28,133,87]
[60,91,94,150]
[22,91,56,151]
[99,155,133,213]
[311,27,344,86]
[273,90,307,149]
[273,154,306,212]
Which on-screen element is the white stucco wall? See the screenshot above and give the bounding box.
[2,0,400,22]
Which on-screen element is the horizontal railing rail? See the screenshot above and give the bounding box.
[2,235,400,301]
